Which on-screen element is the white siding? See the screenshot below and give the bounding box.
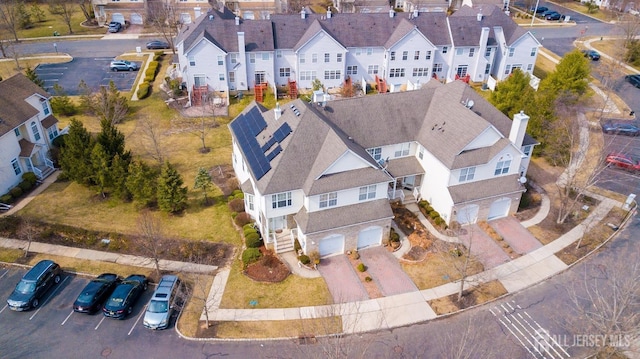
[462,127,502,151]
[323,151,371,175]
[418,150,454,222]
[345,47,385,83]
[297,31,346,89]
[307,182,387,212]
[385,30,436,86]
[0,133,23,194]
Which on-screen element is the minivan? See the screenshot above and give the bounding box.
[143,275,179,329]
[7,260,62,311]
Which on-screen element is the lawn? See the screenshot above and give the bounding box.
[0,56,72,81]
[14,4,105,38]
[553,1,615,22]
[401,251,484,290]
[214,317,342,339]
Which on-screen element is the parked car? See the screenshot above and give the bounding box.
[625,74,640,88]
[7,260,62,311]
[108,21,122,33]
[103,274,148,319]
[582,49,600,61]
[546,12,562,20]
[146,40,171,50]
[73,273,121,314]
[143,275,180,330]
[531,6,549,13]
[606,153,640,171]
[109,60,138,72]
[601,121,640,136]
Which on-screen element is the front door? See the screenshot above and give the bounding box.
[402,176,415,190]
[255,72,266,85]
[269,216,286,231]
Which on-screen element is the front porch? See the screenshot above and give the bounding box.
[18,139,56,180]
[268,228,297,254]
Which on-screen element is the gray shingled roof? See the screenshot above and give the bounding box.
[294,198,393,234]
[385,156,424,178]
[450,5,528,46]
[449,173,523,203]
[307,167,392,196]
[451,137,512,170]
[0,74,49,138]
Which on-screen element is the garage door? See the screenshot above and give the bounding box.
[457,204,479,225]
[357,226,382,250]
[319,234,345,258]
[130,13,143,25]
[488,198,511,220]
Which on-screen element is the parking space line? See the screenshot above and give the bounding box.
[95,316,106,330]
[128,305,146,336]
[0,269,8,280]
[61,310,74,326]
[30,275,70,321]
[0,304,7,314]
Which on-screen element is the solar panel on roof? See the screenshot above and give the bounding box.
[261,137,277,152]
[273,122,292,142]
[230,110,271,180]
[266,146,282,161]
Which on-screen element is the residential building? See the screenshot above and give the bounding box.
[91,0,215,26]
[0,74,59,195]
[174,5,539,106]
[228,80,537,258]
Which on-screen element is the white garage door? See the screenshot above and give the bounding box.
[130,13,143,25]
[319,234,345,258]
[357,226,382,250]
[457,204,479,225]
[488,198,511,220]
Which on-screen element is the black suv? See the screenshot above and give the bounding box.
[7,260,62,311]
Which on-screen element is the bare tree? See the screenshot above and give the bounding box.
[146,1,181,54]
[79,80,130,125]
[48,0,77,35]
[435,313,498,359]
[134,116,168,166]
[135,210,164,278]
[0,0,21,42]
[19,216,36,258]
[77,0,96,25]
[182,270,218,329]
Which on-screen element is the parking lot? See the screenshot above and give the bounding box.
[35,57,141,96]
[0,266,181,359]
[600,126,640,196]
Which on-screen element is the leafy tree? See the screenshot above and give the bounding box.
[157,161,187,213]
[30,4,46,22]
[48,0,76,35]
[311,79,324,92]
[90,143,110,197]
[50,84,77,116]
[59,119,95,185]
[146,1,180,54]
[126,160,158,207]
[24,66,44,87]
[193,167,213,204]
[79,80,129,125]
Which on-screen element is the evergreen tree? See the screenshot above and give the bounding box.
[157,161,187,213]
[193,167,213,204]
[24,66,44,87]
[126,160,158,207]
[50,84,77,116]
[90,143,110,197]
[538,49,591,99]
[110,154,130,200]
[59,119,94,185]
[96,119,131,166]
[489,69,536,118]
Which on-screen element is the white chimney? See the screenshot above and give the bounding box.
[194,7,201,18]
[327,7,332,19]
[274,103,281,120]
[389,9,395,18]
[208,14,213,21]
[301,9,306,19]
[509,111,529,148]
[477,13,483,21]
[413,9,418,17]
[235,16,240,25]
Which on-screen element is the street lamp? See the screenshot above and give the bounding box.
[530,0,540,27]
[53,43,58,54]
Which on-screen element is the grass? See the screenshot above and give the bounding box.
[215,317,342,339]
[0,56,72,81]
[14,5,105,38]
[177,273,214,338]
[554,1,614,22]
[428,280,508,315]
[0,248,25,263]
[401,251,484,290]
[534,49,560,80]
[219,256,332,309]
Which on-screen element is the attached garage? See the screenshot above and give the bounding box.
[319,234,345,258]
[488,198,511,220]
[357,226,383,250]
[456,204,479,225]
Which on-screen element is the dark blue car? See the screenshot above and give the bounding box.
[601,121,640,136]
[74,273,121,314]
[103,274,148,319]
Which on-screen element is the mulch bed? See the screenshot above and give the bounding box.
[243,248,290,282]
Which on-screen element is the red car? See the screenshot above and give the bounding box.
[606,153,640,171]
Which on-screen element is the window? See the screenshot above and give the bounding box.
[390,51,396,61]
[418,145,424,160]
[336,53,342,62]
[456,48,463,56]
[414,51,420,60]
[355,48,362,55]
[31,121,40,141]
[300,71,316,80]
[522,145,532,156]
[217,56,223,65]
[442,46,448,54]
[504,65,511,75]
[485,64,491,74]
[188,56,195,66]
[219,73,225,81]
[469,48,475,57]
[272,192,292,208]
[312,53,318,63]
[485,48,491,57]
[300,53,305,64]
[279,67,291,77]
[494,159,511,175]
[319,192,337,208]
[508,47,515,57]
[456,65,468,77]
[530,47,537,56]
[367,147,382,161]
[433,63,442,73]
[367,65,379,74]
[47,126,58,141]
[11,159,21,176]
[262,53,269,60]
[394,142,410,157]
[246,194,254,211]
[413,68,429,77]
[359,185,376,201]
[230,53,238,64]
[366,48,372,55]
[324,53,330,63]
[194,74,206,87]
[324,70,341,80]
[229,71,235,83]
[459,167,475,182]
[389,68,405,78]
[276,50,282,58]
[425,50,432,60]
[402,51,408,60]
[14,128,20,137]
[250,54,256,63]
[42,101,50,115]
[527,64,533,71]
[346,66,358,75]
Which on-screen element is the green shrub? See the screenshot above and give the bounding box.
[294,238,301,252]
[18,181,33,192]
[389,228,400,242]
[0,194,12,204]
[425,206,434,213]
[434,217,446,228]
[144,74,154,83]
[418,200,429,208]
[232,189,243,196]
[429,211,440,220]
[231,211,238,219]
[298,254,310,265]
[51,134,66,148]
[137,82,150,99]
[9,187,23,198]
[243,227,257,236]
[365,276,372,282]
[357,262,366,272]
[22,172,37,187]
[243,223,255,231]
[228,198,245,212]
[245,232,262,248]
[242,248,262,267]
[234,212,252,227]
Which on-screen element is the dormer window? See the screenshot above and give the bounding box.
[319,192,337,208]
[41,99,50,115]
[494,157,511,176]
[459,167,475,182]
[31,121,41,141]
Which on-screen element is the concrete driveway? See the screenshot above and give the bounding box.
[359,246,418,296]
[489,216,543,255]
[316,255,368,304]
[459,224,511,269]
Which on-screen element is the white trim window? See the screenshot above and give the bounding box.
[312,53,318,63]
[442,46,448,54]
[217,56,223,65]
[300,54,305,64]
[324,70,341,80]
[42,101,50,115]
[389,68,405,78]
[433,63,443,73]
[324,53,330,63]
[522,145,532,156]
[367,65,379,74]
[229,71,235,83]
[413,68,429,77]
[300,71,316,80]
[425,50,431,60]
[337,53,342,62]
[188,56,195,66]
[14,128,20,137]
[359,185,376,201]
[262,53,269,60]
[279,68,291,77]
[366,48,372,55]
[250,54,256,64]
[530,47,537,56]
[495,159,511,176]
[245,194,254,211]
[11,158,21,175]
[31,121,41,141]
[402,51,408,60]
[47,126,58,141]
[418,145,424,160]
[390,51,396,61]
[485,48,491,57]
[272,192,292,208]
[319,192,337,208]
[469,48,475,57]
[367,147,382,161]
[456,48,463,56]
[414,51,420,60]
[508,47,515,57]
[459,167,475,182]
[230,53,238,64]
[394,142,410,157]
[346,66,358,75]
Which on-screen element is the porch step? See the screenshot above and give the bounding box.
[403,194,417,205]
[274,237,294,254]
[38,166,55,180]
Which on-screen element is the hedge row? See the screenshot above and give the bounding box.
[137,55,163,100]
[0,172,38,204]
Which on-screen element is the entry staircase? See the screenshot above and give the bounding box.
[272,229,296,254]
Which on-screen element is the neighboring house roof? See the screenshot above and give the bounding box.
[0,74,49,138]
[449,5,528,47]
[385,156,424,178]
[18,139,37,157]
[295,198,393,234]
[41,114,58,129]
[449,173,522,204]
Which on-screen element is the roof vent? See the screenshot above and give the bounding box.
[476,13,483,21]
[413,9,418,17]
[209,14,213,20]
[301,9,306,19]
[389,9,394,18]
[235,16,240,25]
[464,99,474,109]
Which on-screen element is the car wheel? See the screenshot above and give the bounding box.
[127,306,132,314]
[111,68,117,72]
[54,274,61,284]
[143,283,148,291]
[128,67,133,71]
[32,298,39,308]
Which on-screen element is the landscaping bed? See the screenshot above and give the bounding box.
[244,247,290,283]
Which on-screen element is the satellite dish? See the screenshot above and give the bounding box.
[519,176,527,184]
[466,100,475,109]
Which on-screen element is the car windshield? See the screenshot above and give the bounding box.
[107,297,124,306]
[76,292,94,303]
[148,300,168,313]
[16,280,36,294]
